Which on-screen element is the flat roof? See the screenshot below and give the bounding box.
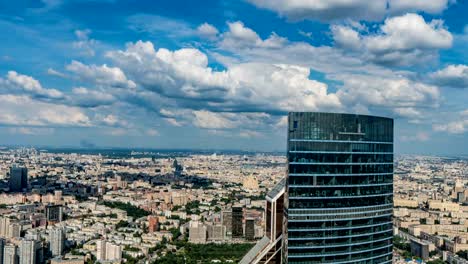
[266,177,286,201]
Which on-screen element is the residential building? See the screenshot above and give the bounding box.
[4,244,18,264]
[189,221,207,244]
[19,239,37,264]
[49,228,65,257]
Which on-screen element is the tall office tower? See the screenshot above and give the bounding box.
[285,112,393,263]
[231,206,244,238]
[49,228,65,257]
[9,167,28,192]
[3,244,18,264]
[19,239,37,264]
[45,205,63,223]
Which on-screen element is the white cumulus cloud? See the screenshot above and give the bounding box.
[220,21,288,49]
[0,71,64,99]
[72,29,97,57]
[193,110,236,129]
[336,74,440,115]
[433,110,468,134]
[0,94,90,127]
[106,40,341,114]
[196,23,219,40]
[248,0,451,21]
[66,60,136,89]
[332,14,453,66]
[430,64,468,88]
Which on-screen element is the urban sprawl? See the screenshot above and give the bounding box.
[0,148,466,264]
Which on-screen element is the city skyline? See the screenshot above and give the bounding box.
[0,1,467,154]
[0,134,466,263]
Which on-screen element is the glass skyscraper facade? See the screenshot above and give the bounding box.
[285,112,393,264]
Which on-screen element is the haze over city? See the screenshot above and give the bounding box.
[0,0,467,154]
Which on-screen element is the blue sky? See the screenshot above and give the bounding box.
[0,0,467,154]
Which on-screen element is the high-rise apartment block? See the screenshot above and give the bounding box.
[95,240,106,261]
[3,244,18,264]
[49,228,65,257]
[207,224,226,242]
[0,217,21,239]
[19,239,38,264]
[221,211,232,236]
[96,240,121,262]
[189,221,207,244]
[105,242,122,261]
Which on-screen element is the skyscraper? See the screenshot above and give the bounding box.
[3,244,18,264]
[285,112,393,263]
[105,242,122,262]
[9,167,28,192]
[0,217,11,237]
[49,228,65,257]
[45,205,63,223]
[0,217,21,239]
[96,240,121,262]
[221,210,232,236]
[96,240,106,261]
[19,239,37,264]
[231,206,243,238]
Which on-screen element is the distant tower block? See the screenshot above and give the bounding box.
[9,167,28,192]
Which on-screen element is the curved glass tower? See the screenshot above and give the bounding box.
[285,112,393,264]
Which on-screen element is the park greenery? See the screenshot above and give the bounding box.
[393,235,410,251]
[185,200,201,215]
[393,235,413,259]
[100,201,150,218]
[154,242,254,264]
